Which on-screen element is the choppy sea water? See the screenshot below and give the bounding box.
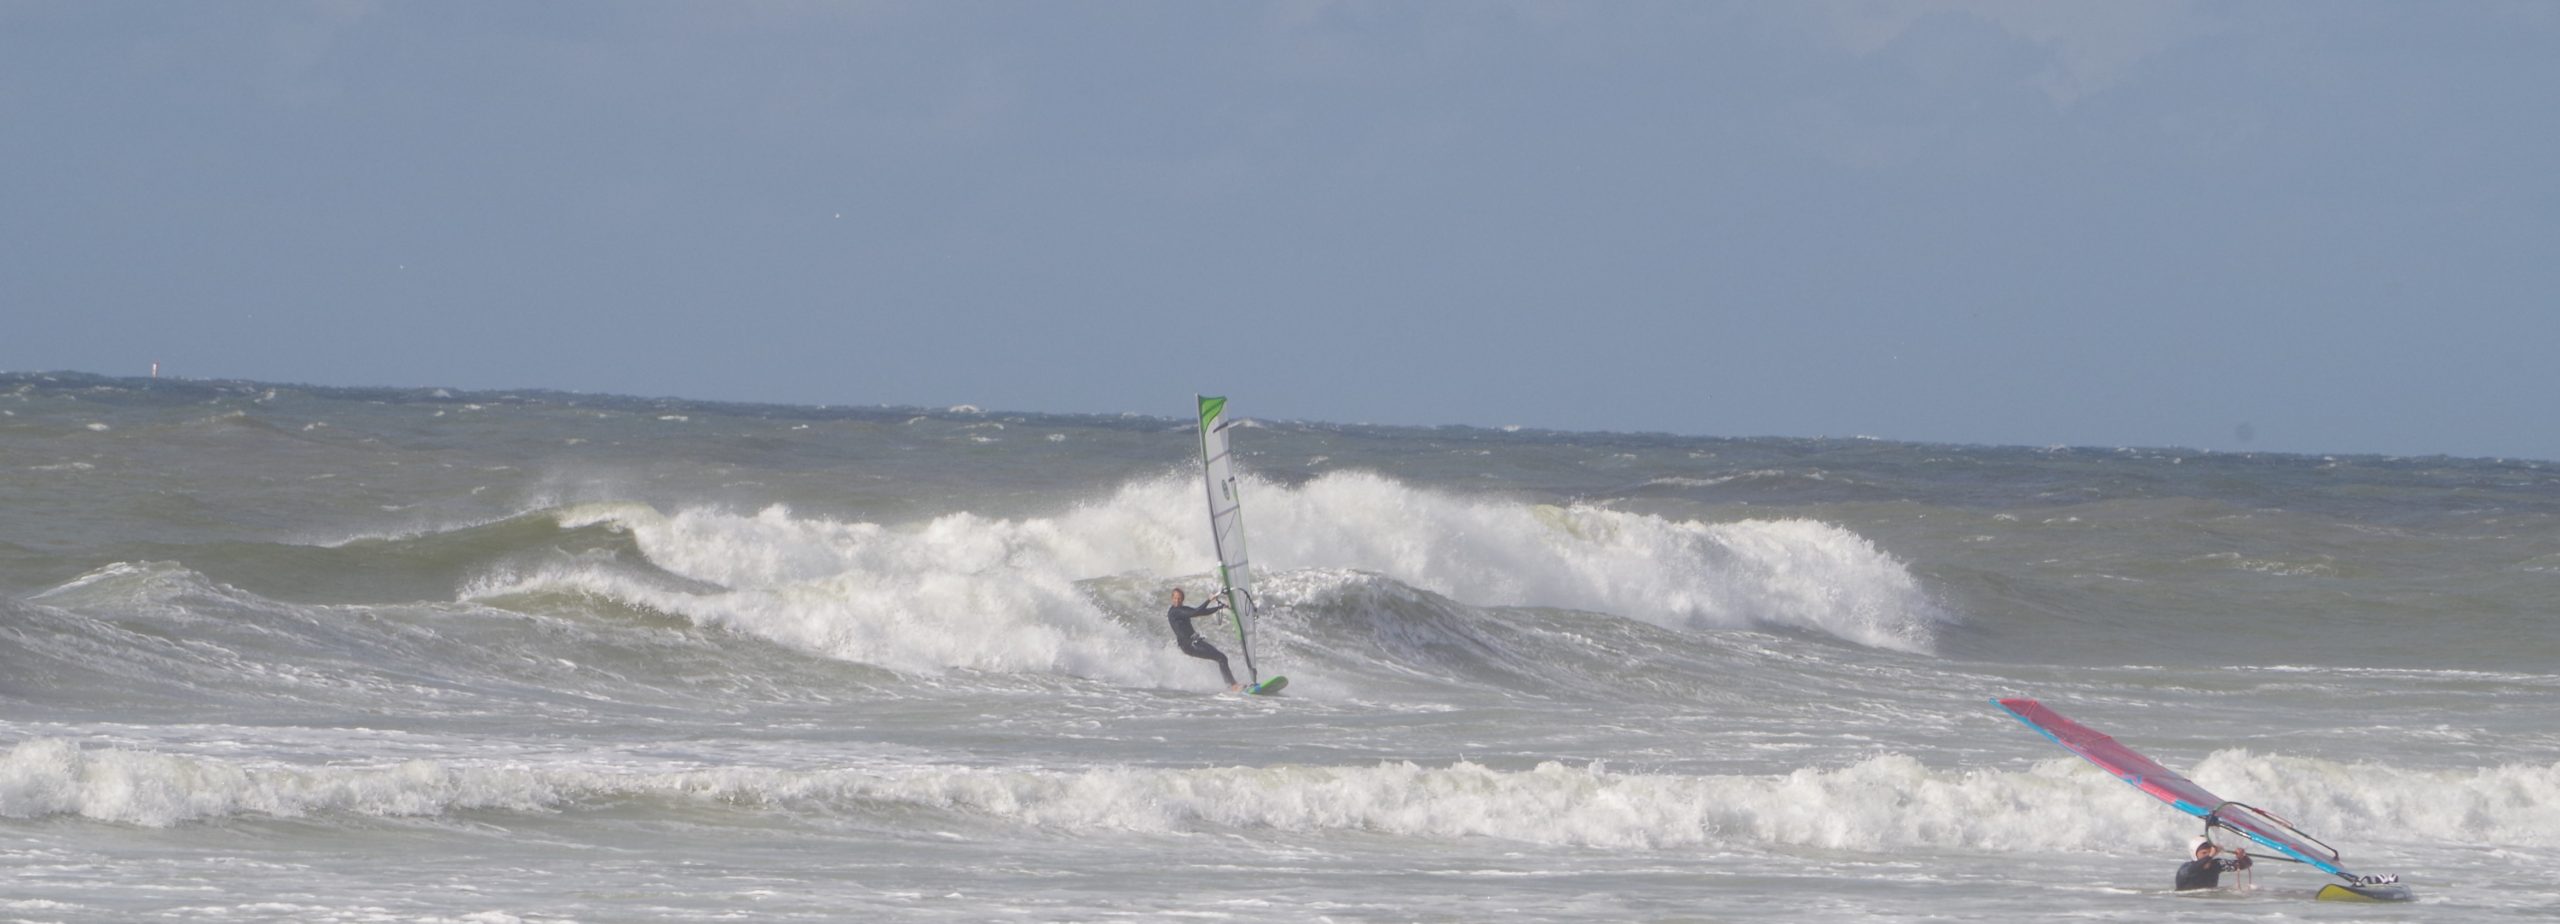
[3,372,2556,922]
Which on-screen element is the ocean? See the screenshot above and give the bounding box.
[3,371,2554,922]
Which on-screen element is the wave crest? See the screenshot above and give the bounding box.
[454,471,1946,683]
[9,741,2547,858]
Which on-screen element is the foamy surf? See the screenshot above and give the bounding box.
[6,739,2548,859]
[490,471,1945,688]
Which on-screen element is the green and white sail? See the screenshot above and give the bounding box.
[1195,395,1260,685]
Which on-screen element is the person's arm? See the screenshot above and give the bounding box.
[2228,849,2251,871]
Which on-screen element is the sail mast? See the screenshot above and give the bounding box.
[1196,395,1259,685]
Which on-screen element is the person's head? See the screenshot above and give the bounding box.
[1170,588,1186,605]
[2193,837,2218,859]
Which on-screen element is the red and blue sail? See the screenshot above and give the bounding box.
[1992,698,2353,878]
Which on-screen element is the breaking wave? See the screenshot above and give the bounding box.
[461,472,1946,686]
[6,740,2546,859]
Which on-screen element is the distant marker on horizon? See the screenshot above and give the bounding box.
[150,362,159,379]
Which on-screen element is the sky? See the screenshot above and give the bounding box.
[4,1,2557,459]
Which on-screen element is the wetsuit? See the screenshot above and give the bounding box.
[1166,600,1234,686]
[2175,854,2252,891]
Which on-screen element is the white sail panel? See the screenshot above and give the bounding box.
[1196,394,1258,682]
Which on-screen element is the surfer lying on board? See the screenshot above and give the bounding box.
[2175,837,2252,891]
[1165,588,1241,692]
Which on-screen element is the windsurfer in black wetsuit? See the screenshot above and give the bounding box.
[2175,836,2252,891]
[1165,588,1240,692]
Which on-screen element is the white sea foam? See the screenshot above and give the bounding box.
[1194,472,1948,651]
[30,560,215,606]
[0,739,557,826]
[486,472,1946,682]
[7,740,2548,858]
[478,503,1194,684]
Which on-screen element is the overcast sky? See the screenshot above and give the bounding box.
[5,2,2556,459]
